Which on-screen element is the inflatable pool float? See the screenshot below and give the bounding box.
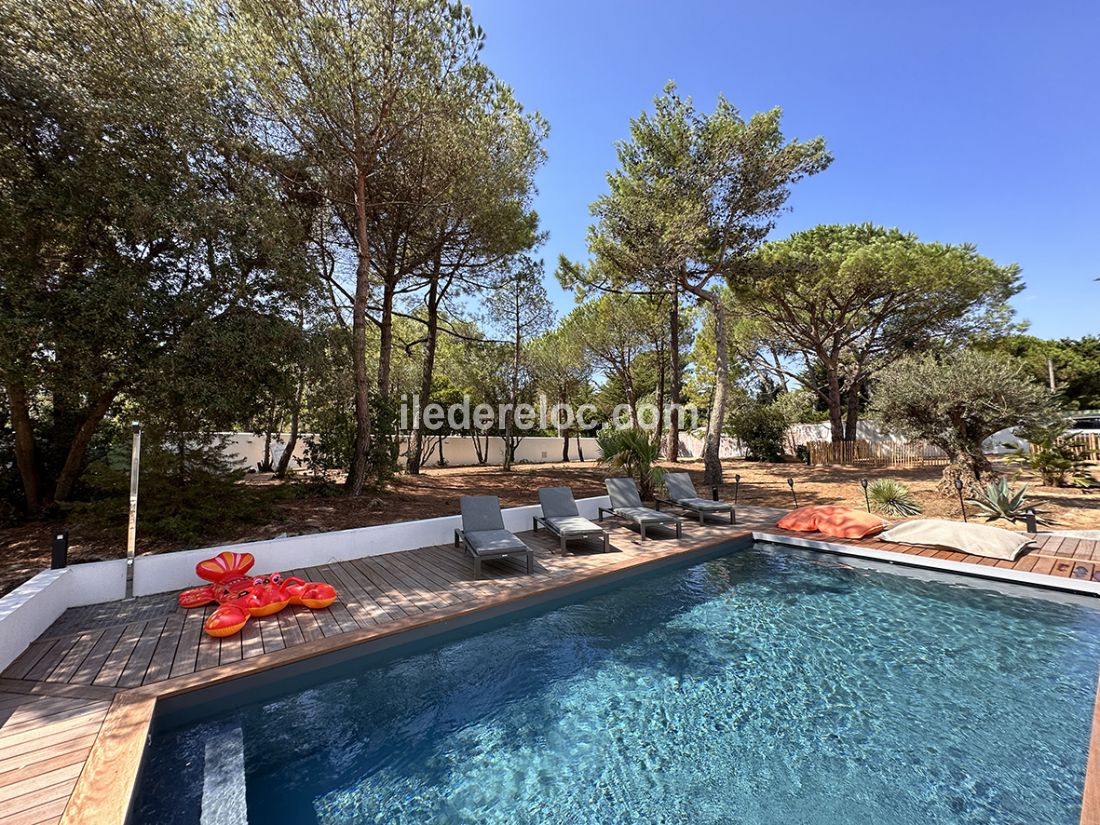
[178,551,338,637]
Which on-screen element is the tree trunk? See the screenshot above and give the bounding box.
[260,423,274,473]
[377,277,395,397]
[825,366,844,443]
[654,345,666,446]
[347,167,373,496]
[275,370,304,479]
[843,376,862,442]
[5,379,40,512]
[700,292,730,486]
[53,389,118,502]
[503,302,520,472]
[938,447,996,498]
[576,431,585,461]
[666,287,681,461]
[407,266,441,476]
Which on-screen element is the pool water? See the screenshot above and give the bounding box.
[135,545,1100,825]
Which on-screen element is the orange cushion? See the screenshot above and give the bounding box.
[815,508,888,539]
[777,505,848,532]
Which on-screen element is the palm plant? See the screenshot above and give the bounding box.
[596,427,665,500]
[867,479,922,517]
[967,478,1054,526]
[1005,420,1095,488]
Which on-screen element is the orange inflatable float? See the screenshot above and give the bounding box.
[178,551,338,637]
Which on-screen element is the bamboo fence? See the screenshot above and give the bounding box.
[805,439,950,467]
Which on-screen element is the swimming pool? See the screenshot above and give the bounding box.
[134,543,1100,824]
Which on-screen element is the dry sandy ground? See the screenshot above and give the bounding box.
[1,457,1097,596]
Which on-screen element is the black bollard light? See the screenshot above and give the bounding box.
[1024,508,1038,534]
[733,474,741,506]
[51,530,69,570]
[787,477,798,508]
[860,478,870,512]
[954,476,968,523]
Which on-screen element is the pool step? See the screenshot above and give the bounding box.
[201,722,248,825]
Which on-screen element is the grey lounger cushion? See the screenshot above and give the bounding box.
[460,495,507,532]
[545,515,603,535]
[605,477,644,509]
[613,505,674,523]
[665,473,730,511]
[538,487,603,535]
[538,486,580,519]
[676,496,730,512]
[464,529,530,555]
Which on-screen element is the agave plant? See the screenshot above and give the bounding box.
[967,478,1054,526]
[867,479,922,517]
[596,427,665,500]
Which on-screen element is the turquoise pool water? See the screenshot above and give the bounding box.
[135,545,1100,825]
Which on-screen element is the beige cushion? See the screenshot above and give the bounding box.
[878,519,1033,561]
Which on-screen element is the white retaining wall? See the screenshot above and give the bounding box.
[0,496,611,673]
[0,559,127,676]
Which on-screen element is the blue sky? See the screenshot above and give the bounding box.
[468,0,1099,339]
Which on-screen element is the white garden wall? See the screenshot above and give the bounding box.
[401,435,601,467]
[219,432,603,471]
[0,496,610,672]
[786,421,1025,454]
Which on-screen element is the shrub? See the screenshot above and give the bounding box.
[729,401,788,462]
[72,432,288,546]
[867,479,922,517]
[596,427,665,500]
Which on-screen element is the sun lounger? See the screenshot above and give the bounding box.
[655,472,735,525]
[533,486,610,554]
[454,495,534,579]
[599,477,683,540]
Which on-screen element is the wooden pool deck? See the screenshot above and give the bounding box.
[2,510,1100,825]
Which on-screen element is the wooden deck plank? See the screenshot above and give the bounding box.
[0,779,74,824]
[114,618,168,689]
[3,794,68,825]
[1,640,59,682]
[90,621,146,688]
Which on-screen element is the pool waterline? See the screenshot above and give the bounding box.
[135,542,1100,825]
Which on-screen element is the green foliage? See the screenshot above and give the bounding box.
[977,334,1100,410]
[1006,420,1096,488]
[966,479,1053,526]
[728,401,788,462]
[566,81,832,485]
[867,479,922,517]
[74,434,284,546]
[596,428,666,500]
[871,350,1058,493]
[738,223,1024,441]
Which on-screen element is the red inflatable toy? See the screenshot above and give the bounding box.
[178,551,338,637]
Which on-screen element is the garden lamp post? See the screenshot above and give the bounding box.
[733,474,741,506]
[954,476,967,523]
[126,421,141,599]
[860,478,870,512]
[787,477,798,508]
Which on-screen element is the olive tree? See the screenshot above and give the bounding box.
[871,351,1057,495]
